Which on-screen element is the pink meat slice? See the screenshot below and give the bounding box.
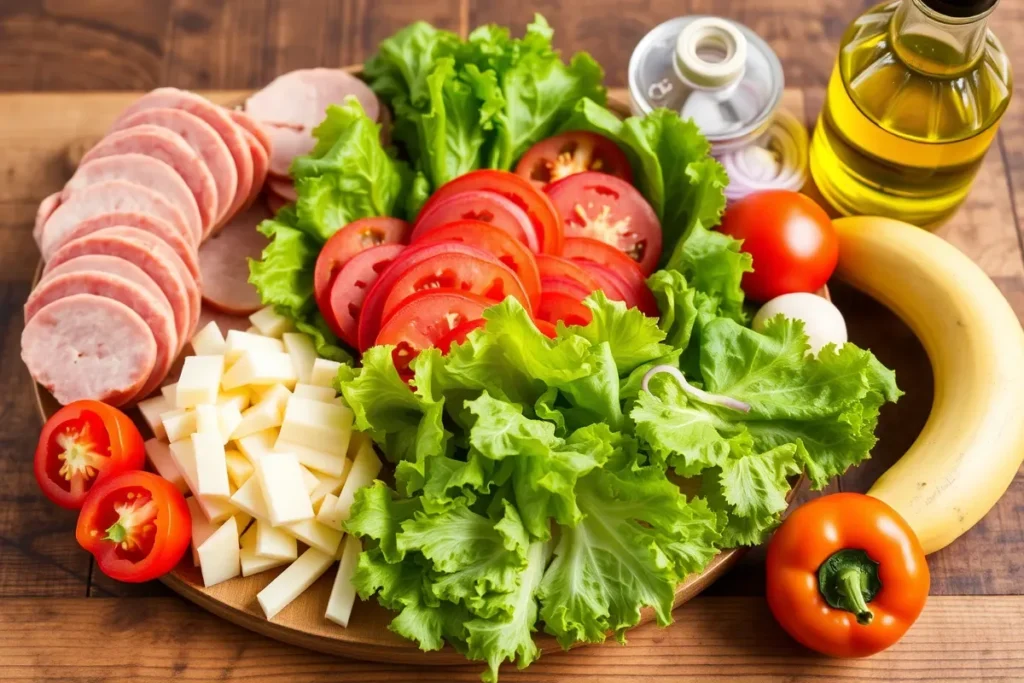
[245,68,379,131]
[266,176,297,202]
[262,124,315,179]
[111,108,237,232]
[198,201,270,315]
[26,270,178,402]
[34,192,61,249]
[227,111,269,215]
[264,191,290,216]
[113,88,253,233]
[22,294,157,407]
[63,154,202,242]
[41,180,192,261]
[80,125,216,243]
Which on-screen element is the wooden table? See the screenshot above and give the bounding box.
[1,1,1023,681]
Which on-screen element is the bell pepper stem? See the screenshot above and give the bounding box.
[837,566,874,625]
[817,548,881,625]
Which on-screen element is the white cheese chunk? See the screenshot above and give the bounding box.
[191,321,227,356]
[160,382,177,403]
[309,358,342,390]
[278,395,353,458]
[144,438,187,494]
[257,547,334,620]
[292,383,336,403]
[225,449,254,489]
[333,438,382,525]
[230,475,270,522]
[233,510,253,535]
[195,404,220,435]
[282,332,317,384]
[315,493,342,528]
[197,516,241,588]
[187,496,218,566]
[299,464,320,494]
[234,428,278,464]
[245,326,259,334]
[137,394,171,440]
[274,438,347,478]
[176,355,225,408]
[168,439,235,523]
[255,453,315,526]
[216,403,244,445]
[224,330,285,365]
[255,519,298,561]
[325,534,361,627]
[161,408,197,444]
[222,351,297,391]
[231,384,291,439]
[249,305,295,339]
[240,525,290,576]
[216,387,251,413]
[310,463,349,511]
[192,432,230,499]
[284,518,343,555]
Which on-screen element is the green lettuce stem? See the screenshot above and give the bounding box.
[641,365,751,413]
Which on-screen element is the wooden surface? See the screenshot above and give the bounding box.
[1,1,1023,681]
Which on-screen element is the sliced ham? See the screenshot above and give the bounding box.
[228,110,272,212]
[80,125,216,243]
[34,192,61,249]
[63,154,202,242]
[263,124,315,178]
[198,202,270,315]
[266,176,297,202]
[264,191,290,215]
[22,294,157,407]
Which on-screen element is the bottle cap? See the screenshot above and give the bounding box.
[921,0,998,19]
[674,18,748,90]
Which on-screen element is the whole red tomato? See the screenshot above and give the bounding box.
[718,190,838,302]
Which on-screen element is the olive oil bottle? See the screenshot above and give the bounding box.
[810,0,1012,227]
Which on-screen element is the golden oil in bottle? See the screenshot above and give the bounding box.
[810,0,1012,227]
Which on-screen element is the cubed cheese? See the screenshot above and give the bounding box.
[187,496,218,566]
[231,384,291,439]
[195,404,220,435]
[160,382,177,403]
[292,383,336,403]
[191,321,227,356]
[249,305,295,339]
[257,547,334,619]
[197,516,240,588]
[233,510,253,535]
[325,534,361,627]
[333,438,382,525]
[216,387,251,413]
[274,438,347,478]
[137,394,171,440]
[245,326,260,334]
[222,351,297,391]
[230,476,270,522]
[278,396,353,458]
[224,330,285,364]
[144,439,187,494]
[282,332,317,384]
[168,440,235,523]
[176,355,225,408]
[216,403,244,445]
[309,358,342,390]
[161,408,197,444]
[240,525,290,576]
[315,493,341,527]
[299,464,320,495]
[310,463,349,510]
[234,428,278,464]
[255,453,314,526]
[192,432,230,499]
[255,519,298,561]
[284,518,343,555]
[225,449,254,489]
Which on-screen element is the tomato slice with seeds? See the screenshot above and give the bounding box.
[34,400,145,510]
[436,318,487,354]
[515,131,632,188]
[76,470,191,583]
[324,243,406,348]
[412,191,539,252]
[562,237,659,316]
[536,291,593,327]
[546,172,662,274]
[541,275,593,301]
[536,254,601,292]
[415,221,542,308]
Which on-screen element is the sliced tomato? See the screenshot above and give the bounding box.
[417,170,563,254]
[436,318,487,354]
[34,401,145,510]
[546,172,662,274]
[76,470,191,583]
[536,291,593,327]
[573,259,630,305]
[358,241,501,351]
[323,243,406,347]
[376,290,492,374]
[314,217,411,318]
[534,319,559,339]
[516,131,632,188]
[412,190,538,252]
[562,237,659,316]
[415,221,541,307]
[541,275,592,300]
[536,254,601,292]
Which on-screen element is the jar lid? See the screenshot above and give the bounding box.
[921,0,998,19]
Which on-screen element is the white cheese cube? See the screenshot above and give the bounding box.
[224,330,285,364]
[299,464,320,494]
[255,519,298,561]
[144,438,187,494]
[161,408,197,444]
[187,496,218,566]
[310,358,342,389]
[255,453,315,526]
[216,387,251,413]
[225,449,254,489]
[240,525,290,576]
[278,396,353,458]
[176,355,225,408]
[274,438,347,478]
[195,404,220,435]
[216,403,244,445]
[257,547,334,619]
[315,493,342,528]
[192,432,230,500]
[325,534,361,627]
[230,476,269,522]
[191,321,227,356]
[234,428,278,464]
[284,518,343,555]
[137,394,171,440]
[245,326,259,334]
[222,351,297,391]
[282,332,317,384]
[168,439,235,523]
[197,516,241,588]
[160,382,177,403]
[233,510,253,535]
[292,383,336,403]
[310,463,349,511]
[231,384,291,439]
[249,305,295,339]
[333,438,382,525]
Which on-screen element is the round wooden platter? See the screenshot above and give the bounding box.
[31,80,815,665]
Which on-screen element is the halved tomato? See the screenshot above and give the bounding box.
[314,217,411,318]
[536,291,593,327]
[415,221,541,307]
[412,191,538,252]
[562,237,659,316]
[380,251,531,324]
[546,172,662,274]
[516,131,632,188]
[376,291,492,373]
[573,259,629,305]
[536,254,601,292]
[534,319,559,339]
[436,318,487,354]
[416,170,563,254]
[323,243,406,347]
[541,275,592,301]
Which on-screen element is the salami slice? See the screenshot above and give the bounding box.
[34,192,61,249]
[198,202,269,315]
[228,109,272,212]
[22,294,157,407]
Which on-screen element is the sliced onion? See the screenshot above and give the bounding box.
[641,364,751,413]
[717,108,808,202]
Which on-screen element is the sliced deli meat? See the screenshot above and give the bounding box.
[63,154,202,242]
[41,255,172,323]
[198,202,269,315]
[34,192,61,248]
[262,125,314,179]
[21,294,157,407]
[228,110,271,211]
[266,176,297,202]
[80,125,216,243]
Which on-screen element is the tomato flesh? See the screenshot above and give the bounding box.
[572,259,630,305]
[541,275,593,301]
[536,291,593,327]
[536,254,601,292]
[324,243,406,347]
[533,319,559,339]
[412,191,539,252]
[376,290,491,374]
[546,172,662,274]
[516,131,633,188]
[436,318,487,354]
[561,237,659,316]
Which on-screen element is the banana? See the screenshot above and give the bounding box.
[833,216,1024,554]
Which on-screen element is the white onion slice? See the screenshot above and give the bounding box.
[641,365,751,413]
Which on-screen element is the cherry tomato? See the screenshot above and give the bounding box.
[323,243,406,347]
[412,191,539,252]
[515,131,633,188]
[380,251,532,324]
[536,254,601,293]
[313,217,411,318]
[534,319,559,339]
[436,318,487,354]
[34,400,145,510]
[541,275,592,301]
[415,221,542,307]
[76,470,191,583]
[561,237,658,316]
[417,170,563,254]
[573,259,630,305]
[536,291,593,327]
[718,190,838,302]
[376,290,492,373]
[545,172,662,274]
